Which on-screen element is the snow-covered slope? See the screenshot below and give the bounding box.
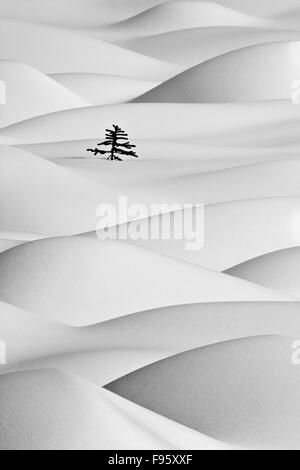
[2,0,300,452]
[100,1,273,42]
[0,369,232,450]
[50,73,158,105]
[135,42,300,102]
[0,236,289,327]
[0,18,181,80]
[227,247,300,298]
[0,61,90,127]
[107,336,300,450]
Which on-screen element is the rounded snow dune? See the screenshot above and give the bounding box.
[3,145,300,239]
[0,0,173,27]
[0,239,23,253]
[135,42,300,103]
[1,102,300,146]
[50,73,158,105]
[3,300,300,366]
[0,369,232,450]
[211,0,300,18]
[123,198,300,271]
[274,9,300,29]
[227,247,300,299]
[136,159,300,207]
[0,237,290,326]
[121,27,300,67]
[13,350,172,390]
[0,145,119,236]
[102,1,272,41]
[106,335,300,450]
[57,158,300,209]
[2,0,300,452]
[18,137,300,163]
[0,231,44,254]
[0,62,90,128]
[0,18,181,80]
[0,301,170,372]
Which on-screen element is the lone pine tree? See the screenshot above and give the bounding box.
[87,125,138,161]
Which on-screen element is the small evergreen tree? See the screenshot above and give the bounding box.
[87,125,138,161]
